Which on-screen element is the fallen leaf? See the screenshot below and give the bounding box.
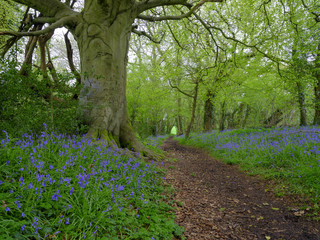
[265,236,271,240]
[262,203,269,206]
[272,207,279,211]
[294,210,305,216]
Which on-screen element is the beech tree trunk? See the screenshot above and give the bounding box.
[72,1,144,151]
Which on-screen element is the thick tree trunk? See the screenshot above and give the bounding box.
[72,1,146,153]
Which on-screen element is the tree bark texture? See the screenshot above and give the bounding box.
[296,82,307,126]
[185,82,199,139]
[73,1,145,151]
[203,91,214,132]
[219,100,226,131]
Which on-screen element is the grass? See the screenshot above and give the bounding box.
[0,128,183,239]
[177,126,320,210]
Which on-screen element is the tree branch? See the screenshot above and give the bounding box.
[64,31,81,85]
[137,0,222,22]
[33,17,57,24]
[1,8,32,57]
[132,28,163,44]
[136,0,191,14]
[300,0,320,22]
[192,13,289,64]
[0,15,77,37]
[165,20,186,49]
[168,79,194,98]
[10,0,74,18]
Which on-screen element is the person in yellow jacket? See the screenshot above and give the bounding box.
[170,126,177,135]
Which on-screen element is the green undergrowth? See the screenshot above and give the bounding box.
[142,135,169,159]
[177,127,320,215]
[0,129,183,239]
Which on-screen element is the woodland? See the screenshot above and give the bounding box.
[0,0,319,142]
[1,1,320,239]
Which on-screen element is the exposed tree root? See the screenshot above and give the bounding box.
[86,125,159,161]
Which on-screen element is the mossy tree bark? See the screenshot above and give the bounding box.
[72,1,147,152]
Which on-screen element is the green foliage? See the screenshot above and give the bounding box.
[0,59,85,139]
[0,0,21,47]
[0,131,184,239]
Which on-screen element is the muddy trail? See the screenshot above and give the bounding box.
[160,138,320,240]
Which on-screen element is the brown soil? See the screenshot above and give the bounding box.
[160,138,320,240]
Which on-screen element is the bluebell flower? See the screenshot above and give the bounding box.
[52,190,61,201]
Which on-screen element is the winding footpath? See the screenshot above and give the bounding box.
[161,138,320,240]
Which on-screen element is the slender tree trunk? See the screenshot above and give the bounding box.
[264,109,283,127]
[313,43,320,125]
[185,82,199,138]
[242,104,250,128]
[219,100,227,131]
[64,32,81,86]
[235,103,245,128]
[296,82,307,126]
[314,79,320,125]
[72,1,146,153]
[19,24,43,76]
[204,90,214,132]
[177,96,183,135]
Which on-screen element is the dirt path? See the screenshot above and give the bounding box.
[161,138,320,240]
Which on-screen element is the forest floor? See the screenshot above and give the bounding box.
[160,137,320,240]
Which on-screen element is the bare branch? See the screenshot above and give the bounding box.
[132,28,162,44]
[168,79,194,98]
[0,15,78,37]
[165,20,186,49]
[138,0,223,22]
